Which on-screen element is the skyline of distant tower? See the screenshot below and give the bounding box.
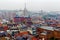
[21,2,31,17]
[23,3,27,17]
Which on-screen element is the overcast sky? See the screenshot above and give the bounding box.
[0,0,60,11]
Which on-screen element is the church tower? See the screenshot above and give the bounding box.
[23,3,28,17]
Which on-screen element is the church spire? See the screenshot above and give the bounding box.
[23,2,27,17]
[24,3,26,10]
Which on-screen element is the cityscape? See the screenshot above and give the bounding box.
[0,0,60,40]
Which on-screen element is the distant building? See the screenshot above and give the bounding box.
[0,10,17,20]
[14,3,33,25]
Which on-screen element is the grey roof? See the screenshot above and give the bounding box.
[40,26,54,31]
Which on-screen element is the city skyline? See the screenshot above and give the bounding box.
[0,0,60,11]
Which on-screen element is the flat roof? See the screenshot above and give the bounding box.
[40,26,54,31]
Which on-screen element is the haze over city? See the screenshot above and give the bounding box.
[0,0,60,11]
[0,0,60,40]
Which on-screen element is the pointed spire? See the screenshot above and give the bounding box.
[24,2,26,10]
[23,2,27,17]
[24,2,27,11]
